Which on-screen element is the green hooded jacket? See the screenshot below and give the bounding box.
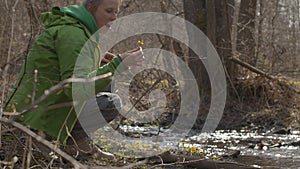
[5,5,122,143]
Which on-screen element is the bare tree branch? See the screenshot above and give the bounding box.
[0,117,88,169]
[19,72,112,114]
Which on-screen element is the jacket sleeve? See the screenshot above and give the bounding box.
[55,25,122,100]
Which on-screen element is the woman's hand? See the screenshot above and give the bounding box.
[119,47,145,67]
[102,52,115,63]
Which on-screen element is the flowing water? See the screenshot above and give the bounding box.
[100,126,300,169]
[186,130,300,169]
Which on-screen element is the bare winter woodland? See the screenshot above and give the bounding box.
[0,0,299,168]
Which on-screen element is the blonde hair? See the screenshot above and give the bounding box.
[83,0,122,7]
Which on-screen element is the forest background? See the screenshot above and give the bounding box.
[0,0,299,168]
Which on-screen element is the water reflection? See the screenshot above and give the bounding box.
[117,127,300,168]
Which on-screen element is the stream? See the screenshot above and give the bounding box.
[98,126,300,169]
[186,130,300,169]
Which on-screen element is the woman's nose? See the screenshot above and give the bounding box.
[111,13,117,21]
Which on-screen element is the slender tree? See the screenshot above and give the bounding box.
[237,0,257,65]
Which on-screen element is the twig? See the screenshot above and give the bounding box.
[19,72,112,114]
[223,62,241,102]
[167,0,179,11]
[0,157,18,168]
[132,0,141,8]
[26,136,32,169]
[0,112,21,116]
[32,69,38,104]
[21,135,28,169]
[43,101,75,111]
[0,126,17,134]
[118,159,148,169]
[175,11,184,16]
[5,0,8,9]
[1,123,25,146]
[0,17,8,67]
[90,159,148,169]
[2,119,45,167]
[0,54,25,72]
[149,152,259,169]
[56,107,73,147]
[0,117,87,169]
[156,34,166,50]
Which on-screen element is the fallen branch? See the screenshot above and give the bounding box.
[230,57,300,95]
[149,151,259,169]
[0,117,87,169]
[229,56,274,79]
[90,159,149,169]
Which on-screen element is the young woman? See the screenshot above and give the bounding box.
[6,0,143,160]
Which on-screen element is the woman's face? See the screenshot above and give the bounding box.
[88,0,120,29]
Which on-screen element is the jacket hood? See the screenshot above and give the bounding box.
[41,5,99,34]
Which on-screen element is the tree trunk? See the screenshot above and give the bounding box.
[255,0,265,69]
[237,0,257,66]
[183,0,210,95]
[215,0,237,81]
